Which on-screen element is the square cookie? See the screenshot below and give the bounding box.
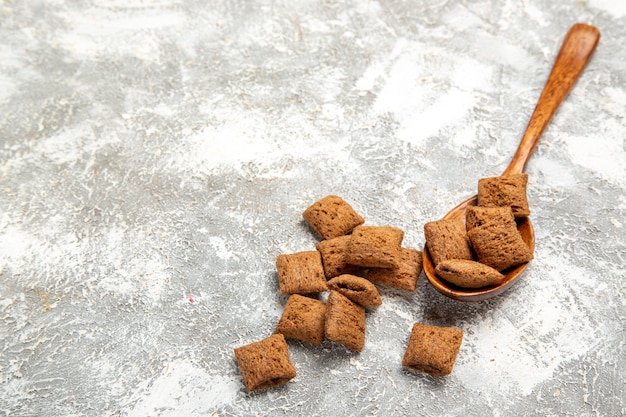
[316,235,363,279]
[346,225,404,269]
[302,195,365,240]
[477,173,530,218]
[275,294,327,345]
[402,323,463,377]
[465,206,515,231]
[234,334,297,392]
[276,251,328,295]
[467,219,533,271]
[424,219,473,266]
[325,290,366,352]
[367,247,422,292]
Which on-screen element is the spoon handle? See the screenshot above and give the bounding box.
[503,23,600,176]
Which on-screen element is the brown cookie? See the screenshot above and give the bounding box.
[276,251,328,295]
[402,323,463,377]
[234,334,297,392]
[435,259,505,288]
[327,274,382,308]
[316,235,363,279]
[346,225,404,269]
[367,247,422,292]
[325,290,366,352]
[477,173,530,218]
[424,219,474,266]
[467,220,533,271]
[465,206,515,231]
[302,195,365,240]
[275,294,327,345]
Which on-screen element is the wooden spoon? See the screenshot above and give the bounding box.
[422,23,600,302]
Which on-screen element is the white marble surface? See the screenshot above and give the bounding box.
[0,1,624,416]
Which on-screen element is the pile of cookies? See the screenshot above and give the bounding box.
[234,195,463,392]
[234,173,535,392]
[425,173,534,288]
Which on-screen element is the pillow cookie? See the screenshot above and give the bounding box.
[302,195,364,240]
[435,259,504,288]
[402,323,463,377]
[324,290,366,352]
[234,334,297,392]
[275,294,327,345]
[477,173,530,218]
[465,206,515,231]
[424,219,473,266]
[316,235,362,279]
[327,274,382,308]
[467,219,533,271]
[276,251,328,295]
[346,225,404,269]
[367,247,422,292]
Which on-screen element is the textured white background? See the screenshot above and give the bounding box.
[0,1,624,416]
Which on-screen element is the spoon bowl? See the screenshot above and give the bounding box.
[422,196,535,301]
[422,23,600,301]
